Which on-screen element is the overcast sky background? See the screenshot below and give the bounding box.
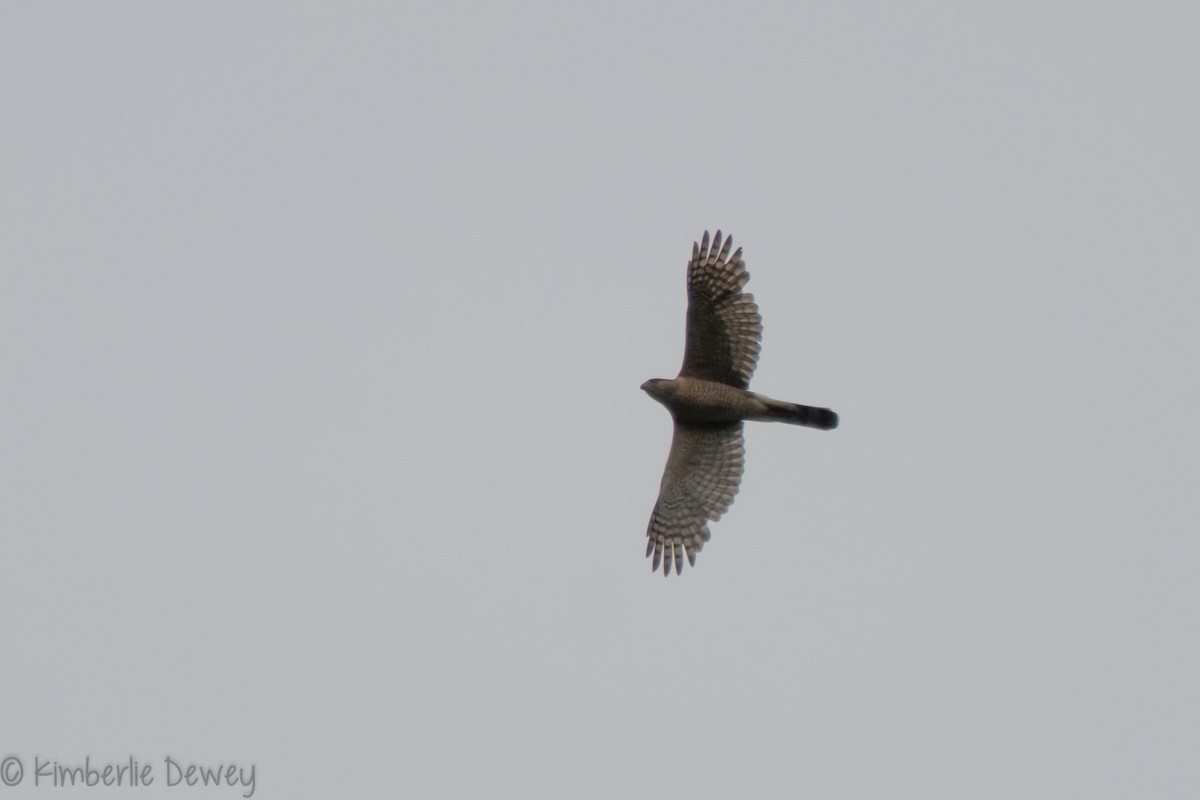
[3,3,1198,798]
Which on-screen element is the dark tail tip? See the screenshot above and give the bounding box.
[791,404,838,430]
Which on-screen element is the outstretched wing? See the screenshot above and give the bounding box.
[646,421,745,575]
[679,230,763,389]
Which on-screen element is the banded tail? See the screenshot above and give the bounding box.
[756,395,839,430]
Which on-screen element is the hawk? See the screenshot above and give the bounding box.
[641,230,838,575]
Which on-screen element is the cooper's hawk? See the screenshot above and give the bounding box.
[642,230,838,575]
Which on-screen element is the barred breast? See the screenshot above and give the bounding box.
[668,377,762,423]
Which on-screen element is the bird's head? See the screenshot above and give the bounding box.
[640,378,677,404]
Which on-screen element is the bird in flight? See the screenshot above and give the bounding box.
[642,231,838,575]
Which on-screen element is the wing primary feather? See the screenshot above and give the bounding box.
[717,232,732,263]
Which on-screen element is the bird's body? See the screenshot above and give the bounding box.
[643,376,839,428]
[643,376,757,422]
[642,231,838,576]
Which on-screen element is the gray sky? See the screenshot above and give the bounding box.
[3,3,1198,798]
